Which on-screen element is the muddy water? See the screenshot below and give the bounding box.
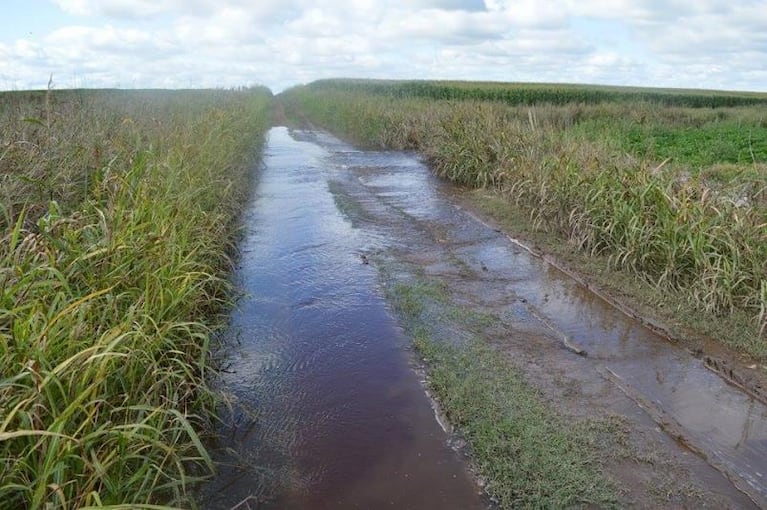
[205,126,767,508]
[200,127,483,509]
[290,130,767,507]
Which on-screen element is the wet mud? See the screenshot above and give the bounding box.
[199,128,483,509]
[204,126,767,509]
[300,129,766,508]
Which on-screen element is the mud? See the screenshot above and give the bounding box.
[199,127,483,509]
[298,129,766,508]
[203,126,767,509]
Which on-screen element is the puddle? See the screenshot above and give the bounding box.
[299,130,766,508]
[199,128,483,509]
[459,237,767,504]
[202,126,767,509]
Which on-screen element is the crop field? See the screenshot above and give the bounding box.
[0,87,271,507]
[308,78,767,108]
[281,80,767,354]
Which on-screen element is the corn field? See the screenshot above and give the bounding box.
[308,78,767,108]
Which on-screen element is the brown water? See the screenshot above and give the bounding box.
[203,126,767,508]
[307,129,765,506]
[200,127,484,509]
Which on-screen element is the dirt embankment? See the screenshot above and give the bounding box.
[313,134,764,508]
[463,188,767,409]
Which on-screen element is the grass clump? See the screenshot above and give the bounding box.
[389,281,618,509]
[280,80,767,355]
[0,87,272,508]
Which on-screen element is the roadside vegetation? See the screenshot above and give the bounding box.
[388,278,619,508]
[0,87,271,508]
[281,80,767,358]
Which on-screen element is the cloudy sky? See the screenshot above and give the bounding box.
[1,0,765,93]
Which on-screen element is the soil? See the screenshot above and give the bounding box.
[210,123,767,508]
[312,132,767,508]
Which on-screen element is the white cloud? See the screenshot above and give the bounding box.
[0,0,765,92]
[381,9,508,42]
[53,0,238,17]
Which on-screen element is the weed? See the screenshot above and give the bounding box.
[389,279,619,509]
[280,80,767,346]
[0,88,272,508]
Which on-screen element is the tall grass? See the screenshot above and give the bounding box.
[0,87,272,508]
[281,81,767,346]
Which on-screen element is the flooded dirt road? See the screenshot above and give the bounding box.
[200,128,483,509]
[204,126,767,508]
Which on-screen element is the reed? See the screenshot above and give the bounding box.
[281,80,767,350]
[0,87,272,508]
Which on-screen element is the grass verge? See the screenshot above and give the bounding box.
[388,279,619,509]
[279,80,767,357]
[0,88,272,508]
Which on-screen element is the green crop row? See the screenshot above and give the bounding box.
[309,78,767,108]
[0,88,272,508]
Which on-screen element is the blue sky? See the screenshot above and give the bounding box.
[1,0,765,92]
[2,1,70,41]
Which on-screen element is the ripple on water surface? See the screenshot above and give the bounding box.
[200,127,483,510]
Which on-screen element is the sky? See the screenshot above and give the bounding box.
[0,0,766,93]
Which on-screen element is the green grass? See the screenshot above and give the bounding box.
[0,87,272,508]
[388,280,618,509]
[567,116,767,170]
[622,123,767,168]
[279,79,767,351]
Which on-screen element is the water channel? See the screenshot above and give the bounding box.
[200,127,483,509]
[202,126,767,508]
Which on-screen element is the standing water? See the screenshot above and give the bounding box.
[200,127,483,509]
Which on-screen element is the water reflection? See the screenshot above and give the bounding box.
[306,129,767,506]
[200,128,482,509]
